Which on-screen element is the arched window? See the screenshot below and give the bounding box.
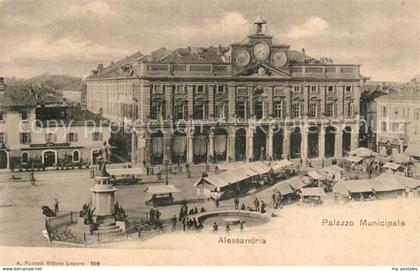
[193,98,208,120]
[151,98,165,119]
[291,99,303,118]
[273,98,283,118]
[72,150,80,162]
[21,152,29,163]
[174,99,187,120]
[345,99,353,118]
[326,99,337,117]
[215,99,228,120]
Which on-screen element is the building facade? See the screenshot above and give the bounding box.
[87,17,367,166]
[376,92,420,157]
[0,79,111,170]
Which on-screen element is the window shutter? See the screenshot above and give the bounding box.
[74,133,78,142]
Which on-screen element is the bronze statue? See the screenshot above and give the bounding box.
[96,141,110,177]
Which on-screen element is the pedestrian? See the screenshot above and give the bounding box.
[182,216,187,231]
[225,223,230,232]
[215,198,220,208]
[170,215,177,231]
[54,198,59,214]
[185,162,190,178]
[149,208,155,224]
[254,198,260,211]
[202,170,208,178]
[137,226,142,239]
[239,220,244,231]
[240,203,246,210]
[271,192,276,207]
[260,200,266,214]
[321,159,325,169]
[213,222,218,232]
[234,198,239,210]
[192,217,198,231]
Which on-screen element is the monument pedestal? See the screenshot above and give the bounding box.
[90,176,117,217]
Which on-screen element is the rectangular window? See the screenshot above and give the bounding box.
[153,85,163,94]
[273,101,283,118]
[381,121,387,132]
[311,86,318,93]
[20,132,31,144]
[174,103,186,120]
[45,133,57,143]
[196,85,205,93]
[291,103,301,118]
[215,102,226,119]
[20,111,29,121]
[345,86,352,92]
[151,103,164,119]
[308,102,318,118]
[92,132,103,142]
[326,103,336,117]
[176,85,184,93]
[67,132,78,142]
[0,132,6,144]
[294,86,301,93]
[328,86,335,92]
[0,111,4,121]
[382,106,387,117]
[217,85,225,94]
[236,100,246,118]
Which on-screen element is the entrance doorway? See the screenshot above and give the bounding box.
[0,150,8,169]
[325,126,336,158]
[43,150,57,167]
[272,128,283,160]
[290,127,301,159]
[235,128,247,161]
[308,126,319,158]
[253,127,267,160]
[343,126,352,155]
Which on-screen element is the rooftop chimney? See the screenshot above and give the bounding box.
[301,48,305,55]
[97,64,104,76]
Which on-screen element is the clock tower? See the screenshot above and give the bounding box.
[231,14,290,75]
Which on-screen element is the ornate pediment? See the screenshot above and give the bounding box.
[232,63,291,79]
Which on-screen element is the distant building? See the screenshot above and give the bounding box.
[0,78,111,170]
[376,92,420,157]
[87,16,368,166]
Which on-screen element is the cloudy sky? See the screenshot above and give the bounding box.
[0,0,418,81]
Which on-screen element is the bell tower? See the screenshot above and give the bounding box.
[254,13,267,35]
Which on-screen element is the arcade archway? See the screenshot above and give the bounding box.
[172,131,187,164]
[308,126,319,158]
[343,126,352,155]
[193,127,208,164]
[214,128,227,162]
[325,126,336,158]
[272,127,283,160]
[235,128,247,161]
[290,127,301,159]
[253,126,267,160]
[151,130,164,164]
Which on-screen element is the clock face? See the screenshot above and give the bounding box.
[272,51,288,67]
[234,50,251,67]
[253,42,270,60]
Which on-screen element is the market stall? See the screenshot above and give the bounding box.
[144,185,181,207]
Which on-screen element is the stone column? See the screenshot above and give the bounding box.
[303,85,309,117]
[320,85,326,117]
[208,85,215,120]
[337,85,344,117]
[187,85,194,120]
[318,127,325,160]
[145,135,152,164]
[267,86,273,118]
[228,126,236,162]
[267,127,273,158]
[335,127,343,158]
[208,129,214,161]
[351,124,359,151]
[247,127,254,161]
[163,131,172,162]
[248,85,254,117]
[131,131,138,166]
[165,85,174,119]
[282,126,290,159]
[228,84,236,119]
[187,134,194,163]
[301,125,308,160]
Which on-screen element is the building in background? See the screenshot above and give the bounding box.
[87,16,368,166]
[0,78,111,170]
[376,92,420,157]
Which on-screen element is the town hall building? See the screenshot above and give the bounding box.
[86,16,368,166]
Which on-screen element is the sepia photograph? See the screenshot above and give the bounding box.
[0,0,419,269]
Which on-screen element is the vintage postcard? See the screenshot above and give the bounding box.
[0,0,419,268]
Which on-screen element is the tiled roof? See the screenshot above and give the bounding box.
[0,85,37,107]
[90,51,144,78]
[149,46,230,64]
[375,91,420,102]
[36,106,108,126]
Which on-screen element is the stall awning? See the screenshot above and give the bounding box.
[248,161,271,175]
[144,185,180,194]
[404,142,420,157]
[300,187,326,197]
[271,160,294,171]
[345,156,364,163]
[374,173,418,189]
[287,177,308,190]
[322,165,344,175]
[194,166,255,189]
[382,162,401,171]
[307,170,323,180]
[369,177,405,192]
[274,182,294,195]
[343,179,373,193]
[348,147,379,158]
[333,181,348,195]
[107,167,145,176]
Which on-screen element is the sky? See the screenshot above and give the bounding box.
[0,0,419,81]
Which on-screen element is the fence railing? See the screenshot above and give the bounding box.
[46,211,78,230]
